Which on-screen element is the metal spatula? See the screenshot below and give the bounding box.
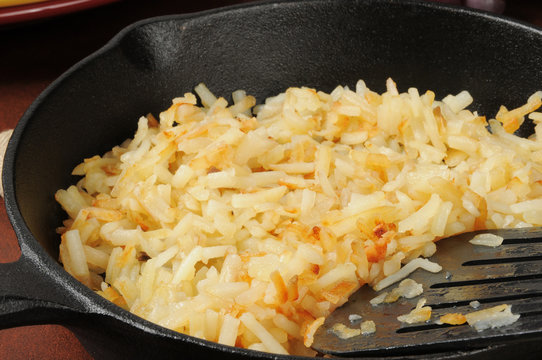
[312,227,542,357]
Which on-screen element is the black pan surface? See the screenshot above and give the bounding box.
[2,0,542,358]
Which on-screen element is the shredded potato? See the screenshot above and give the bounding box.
[56,79,542,355]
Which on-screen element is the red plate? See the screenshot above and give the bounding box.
[0,0,121,25]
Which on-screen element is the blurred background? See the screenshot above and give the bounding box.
[1,0,542,358]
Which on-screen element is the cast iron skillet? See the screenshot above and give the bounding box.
[2,0,542,358]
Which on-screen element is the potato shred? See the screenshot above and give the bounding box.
[55,79,542,355]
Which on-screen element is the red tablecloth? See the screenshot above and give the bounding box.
[1,0,542,358]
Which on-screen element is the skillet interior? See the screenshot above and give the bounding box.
[5,0,542,358]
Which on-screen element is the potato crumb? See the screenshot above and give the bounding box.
[469,233,504,247]
[374,259,441,292]
[387,278,423,303]
[330,323,361,339]
[439,313,467,325]
[348,314,362,324]
[370,292,388,306]
[397,298,432,324]
[371,278,423,305]
[465,304,520,331]
[360,320,376,335]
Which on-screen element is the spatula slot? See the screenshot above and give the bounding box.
[462,256,542,266]
[502,238,542,245]
[430,273,542,288]
[396,322,459,333]
[427,292,542,309]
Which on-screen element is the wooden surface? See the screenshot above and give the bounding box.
[1,0,542,358]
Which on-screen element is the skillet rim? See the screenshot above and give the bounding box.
[3,0,542,358]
